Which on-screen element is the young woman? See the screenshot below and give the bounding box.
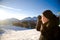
[36,10,60,40]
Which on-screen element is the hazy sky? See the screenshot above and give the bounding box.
[0,0,60,20]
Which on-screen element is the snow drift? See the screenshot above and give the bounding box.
[0,25,40,40]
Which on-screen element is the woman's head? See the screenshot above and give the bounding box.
[41,10,58,24]
[41,14,49,24]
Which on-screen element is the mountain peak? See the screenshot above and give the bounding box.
[21,17,37,21]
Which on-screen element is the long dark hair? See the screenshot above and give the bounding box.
[42,10,59,26]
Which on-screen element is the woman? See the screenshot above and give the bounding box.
[36,10,60,40]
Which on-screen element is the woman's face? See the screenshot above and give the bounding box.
[41,14,49,24]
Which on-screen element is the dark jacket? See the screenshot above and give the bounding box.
[36,19,60,40]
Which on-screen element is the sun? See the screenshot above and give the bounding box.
[0,9,9,20]
[0,9,23,20]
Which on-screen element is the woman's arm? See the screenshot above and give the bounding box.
[36,15,42,31]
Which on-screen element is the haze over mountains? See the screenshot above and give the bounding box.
[0,17,37,29]
[0,17,37,22]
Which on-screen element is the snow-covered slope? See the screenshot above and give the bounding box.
[0,25,27,31]
[0,25,40,40]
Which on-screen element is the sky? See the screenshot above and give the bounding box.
[0,0,60,20]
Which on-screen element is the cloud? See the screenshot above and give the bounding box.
[0,5,22,11]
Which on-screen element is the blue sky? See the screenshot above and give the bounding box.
[0,0,60,20]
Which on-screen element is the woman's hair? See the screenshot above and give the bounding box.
[42,10,59,25]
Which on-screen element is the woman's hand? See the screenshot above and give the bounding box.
[36,15,42,31]
[38,15,41,20]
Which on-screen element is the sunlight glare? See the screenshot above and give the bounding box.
[0,9,27,20]
[0,9,9,20]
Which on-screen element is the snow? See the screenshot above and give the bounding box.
[0,25,27,31]
[0,25,40,40]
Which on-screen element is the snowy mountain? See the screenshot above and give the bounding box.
[21,17,37,21]
[0,17,37,29]
[20,17,37,29]
[33,17,37,20]
[0,17,37,24]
